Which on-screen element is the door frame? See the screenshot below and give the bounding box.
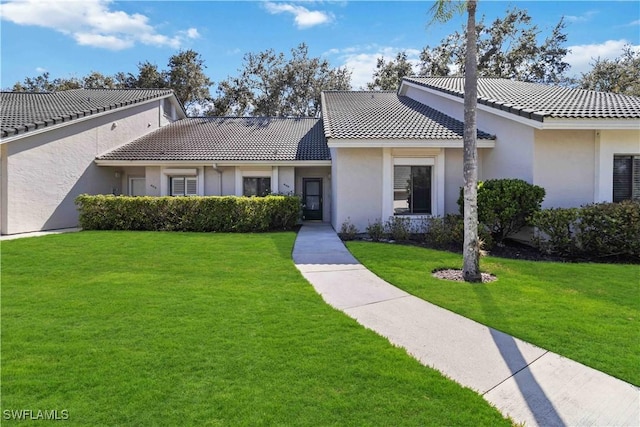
[302,177,323,221]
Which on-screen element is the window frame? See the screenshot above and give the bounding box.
[243,177,271,197]
[393,165,433,215]
[613,155,640,202]
[170,176,198,197]
[393,157,434,216]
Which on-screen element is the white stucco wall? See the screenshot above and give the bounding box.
[402,84,535,183]
[595,129,640,202]
[144,167,162,196]
[331,147,383,231]
[480,115,535,182]
[534,129,596,208]
[204,166,221,195]
[1,101,167,234]
[278,166,295,195]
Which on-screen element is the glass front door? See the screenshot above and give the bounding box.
[302,178,322,220]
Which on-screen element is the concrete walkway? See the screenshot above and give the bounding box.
[0,227,81,241]
[293,223,639,427]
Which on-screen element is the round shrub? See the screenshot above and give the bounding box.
[459,179,545,243]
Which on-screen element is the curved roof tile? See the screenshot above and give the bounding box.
[403,77,640,121]
[97,117,329,162]
[1,88,176,138]
[322,91,494,140]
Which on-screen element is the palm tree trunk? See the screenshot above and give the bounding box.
[462,0,481,282]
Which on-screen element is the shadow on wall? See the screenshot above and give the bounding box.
[42,163,119,232]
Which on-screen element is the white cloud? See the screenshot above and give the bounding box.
[35,67,48,73]
[328,45,421,90]
[566,39,640,76]
[264,2,334,29]
[185,28,200,39]
[0,0,198,50]
[74,32,134,50]
[565,10,598,23]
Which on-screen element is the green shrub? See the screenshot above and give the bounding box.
[75,195,301,232]
[459,178,545,243]
[531,207,579,257]
[426,214,494,251]
[339,218,359,241]
[366,219,386,242]
[577,201,640,260]
[385,217,411,241]
[532,201,640,260]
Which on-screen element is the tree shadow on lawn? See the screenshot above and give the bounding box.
[472,285,566,427]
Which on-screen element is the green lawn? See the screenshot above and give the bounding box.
[346,241,640,386]
[1,231,510,426]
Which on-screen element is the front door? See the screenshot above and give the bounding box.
[302,178,322,220]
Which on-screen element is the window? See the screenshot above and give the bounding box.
[171,176,197,196]
[613,155,640,202]
[243,177,271,197]
[394,165,431,214]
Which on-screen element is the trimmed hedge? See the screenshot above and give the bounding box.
[75,194,301,232]
[532,200,640,261]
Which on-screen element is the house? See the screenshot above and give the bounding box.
[1,78,639,235]
[0,89,186,235]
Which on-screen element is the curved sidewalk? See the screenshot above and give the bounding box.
[292,223,639,427]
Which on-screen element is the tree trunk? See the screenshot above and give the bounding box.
[462,0,481,282]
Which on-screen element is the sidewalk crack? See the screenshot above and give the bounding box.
[482,350,550,396]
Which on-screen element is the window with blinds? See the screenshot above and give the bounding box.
[171,177,197,196]
[613,155,640,202]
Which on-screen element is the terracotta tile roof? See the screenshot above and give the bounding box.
[403,77,640,121]
[1,88,176,138]
[97,117,329,162]
[321,91,495,140]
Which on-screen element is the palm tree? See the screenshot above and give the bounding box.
[430,0,482,282]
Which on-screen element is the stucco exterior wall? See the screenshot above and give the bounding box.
[534,129,596,208]
[204,166,221,195]
[444,148,464,214]
[595,129,640,202]
[331,147,383,231]
[479,115,534,182]
[1,101,166,234]
[402,84,535,183]
[144,167,162,196]
[278,166,295,194]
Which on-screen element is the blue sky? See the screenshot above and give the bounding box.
[1,0,639,91]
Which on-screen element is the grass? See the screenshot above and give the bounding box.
[346,241,640,386]
[1,231,511,426]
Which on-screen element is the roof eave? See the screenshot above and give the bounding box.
[327,138,496,148]
[94,159,332,167]
[538,118,640,130]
